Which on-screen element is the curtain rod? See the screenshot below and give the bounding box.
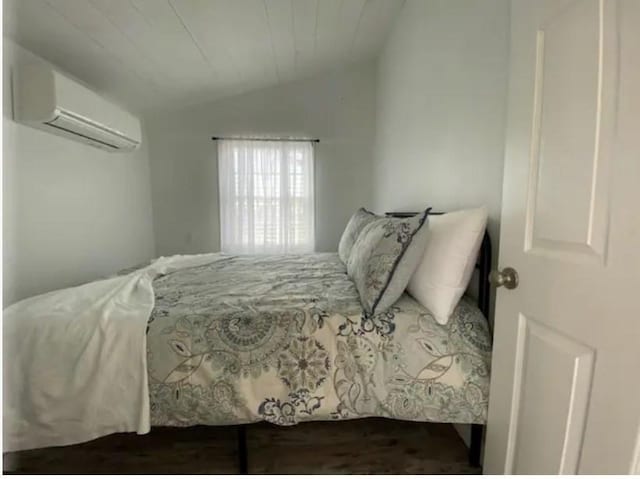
[211,136,319,143]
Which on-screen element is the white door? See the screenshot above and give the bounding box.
[484,0,640,474]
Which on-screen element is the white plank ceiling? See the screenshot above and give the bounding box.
[3,0,404,112]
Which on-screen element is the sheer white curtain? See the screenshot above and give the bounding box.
[218,139,315,254]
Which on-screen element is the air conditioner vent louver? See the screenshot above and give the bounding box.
[45,111,139,151]
[13,64,142,152]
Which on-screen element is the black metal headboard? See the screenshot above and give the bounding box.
[385,211,492,324]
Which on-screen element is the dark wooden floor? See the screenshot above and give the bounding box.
[4,419,480,474]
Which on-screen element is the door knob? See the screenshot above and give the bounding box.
[489,267,519,289]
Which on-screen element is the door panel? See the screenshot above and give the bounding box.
[484,0,640,473]
[525,0,615,263]
[508,316,595,474]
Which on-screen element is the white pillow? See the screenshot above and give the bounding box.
[407,207,488,325]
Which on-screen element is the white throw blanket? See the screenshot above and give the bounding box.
[3,253,221,452]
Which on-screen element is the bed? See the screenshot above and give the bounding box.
[3,211,493,471]
[146,212,493,471]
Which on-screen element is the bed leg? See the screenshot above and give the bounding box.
[237,425,248,474]
[469,424,484,468]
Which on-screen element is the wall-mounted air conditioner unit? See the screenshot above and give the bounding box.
[12,63,142,152]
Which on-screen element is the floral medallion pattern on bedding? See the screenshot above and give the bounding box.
[146,253,492,428]
[277,336,330,391]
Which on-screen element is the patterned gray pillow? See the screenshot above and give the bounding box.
[338,208,379,264]
[347,209,431,315]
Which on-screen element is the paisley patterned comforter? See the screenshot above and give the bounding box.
[146,253,492,427]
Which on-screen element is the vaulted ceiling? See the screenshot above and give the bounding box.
[4,0,404,112]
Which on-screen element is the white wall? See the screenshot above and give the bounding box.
[146,61,376,256]
[373,0,510,264]
[3,41,156,306]
[373,0,510,447]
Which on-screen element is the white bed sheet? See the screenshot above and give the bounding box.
[3,253,219,452]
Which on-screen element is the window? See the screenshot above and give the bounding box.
[218,139,315,254]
